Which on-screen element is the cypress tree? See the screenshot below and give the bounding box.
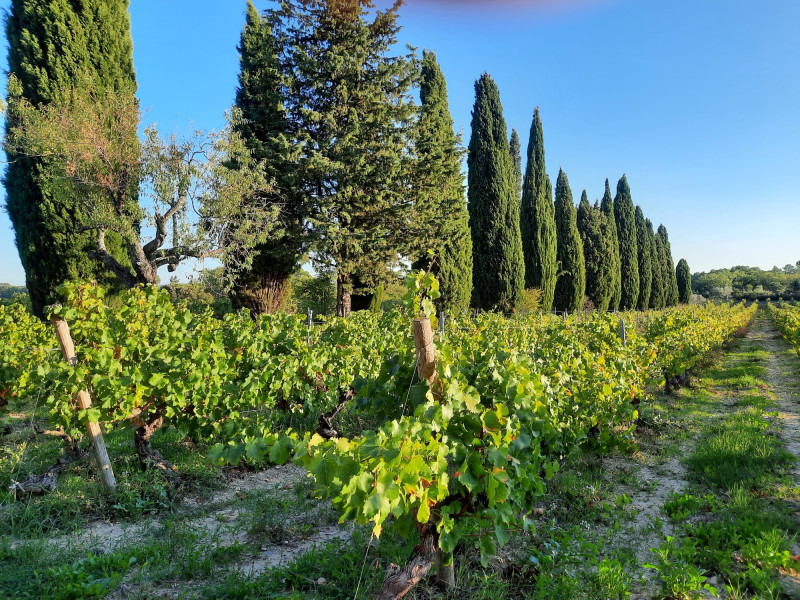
[634,206,652,310]
[577,193,613,311]
[553,170,585,313]
[600,179,621,310]
[613,175,639,310]
[232,1,303,315]
[646,218,664,309]
[4,0,137,316]
[519,108,557,310]
[510,128,522,204]
[467,73,524,311]
[676,258,691,303]
[413,49,472,314]
[658,225,680,306]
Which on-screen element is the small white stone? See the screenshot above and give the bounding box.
[317,577,326,585]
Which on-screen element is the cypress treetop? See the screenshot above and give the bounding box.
[634,205,652,310]
[646,218,664,309]
[613,175,639,310]
[414,49,472,314]
[676,258,692,303]
[232,0,304,314]
[577,191,613,311]
[553,170,585,313]
[519,107,557,310]
[658,224,680,306]
[468,72,525,311]
[510,128,522,204]
[601,178,621,310]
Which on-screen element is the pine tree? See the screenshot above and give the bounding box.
[232,1,304,315]
[614,175,639,310]
[510,128,522,204]
[468,73,524,311]
[658,225,680,306]
[577,193,613,311]
[553,170,585,313]
[267,0,417,317]
[646,218,664,309]
[634,206,652,310]
[600,179,621,310]
[676,258,691,303]
[413,49,472,314]
[519,108,557,310]
[4,0,137,316]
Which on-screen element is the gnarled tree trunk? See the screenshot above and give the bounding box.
[133,412,176,477]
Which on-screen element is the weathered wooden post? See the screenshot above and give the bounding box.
[619,318,627,347]
[409,316,453,590]
[306,307,313,345]
[51,313,116,491]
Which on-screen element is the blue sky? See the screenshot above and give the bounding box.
[1,0,798,285]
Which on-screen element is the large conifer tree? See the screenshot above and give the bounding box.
[614,175,639,310]
[553,170,585,313]
[413,49,472,313]
[634,206,652,310]
[268,0,417,317]
[600,179,621,310]
[519,108,557,310]
[658,225,680,306]
[4,0,137,316]
[676,258,691,303]
[646,218,664,309]
[467,73,524,311]
[232,1,303,314]
[577,193,613,311]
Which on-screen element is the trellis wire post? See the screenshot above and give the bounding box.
[620,318,627,347]
[307,308,313,345]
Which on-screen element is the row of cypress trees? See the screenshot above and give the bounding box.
[467,73,687,314]
[4,1,687,318]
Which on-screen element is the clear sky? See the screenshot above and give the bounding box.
[1,0,798,286]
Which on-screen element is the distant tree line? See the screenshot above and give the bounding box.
[693,263,800,301]
[3,0,688,318]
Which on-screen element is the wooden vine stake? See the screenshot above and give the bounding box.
[51,314,117,491]
[411,317,454,591]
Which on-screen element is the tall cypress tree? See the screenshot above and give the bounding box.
[519,108,557,310]
[646,218,664,309]
[600,179,621,310]
[614,175,639,310]
[553,170,585,313]
[676,258,691,304]
[4,0,137,316]
[510,128,522,204]
[413,49,472,314]
[577,193,613,311]
[658,225,680,306]
[634,206,652,310]
[468,73,524,311]
[232,1,303,315]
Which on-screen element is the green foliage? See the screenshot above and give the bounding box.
[553,171,585,313]
[634,206,652,310]
[267,0,418,316]
[613,176,639,310]
[520,108,557,311]
[468,73,525,311]
[657,225,679,306]
[676,259,691,304]
[289,270,336,316]
[232,0,304,314]
[577,193,613,312]
[4,0,137,317]
[647,219,665,309]
[414,50,472,314]
[600,179,621,311]
[694,265,800,300]
[509,128,522,202]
